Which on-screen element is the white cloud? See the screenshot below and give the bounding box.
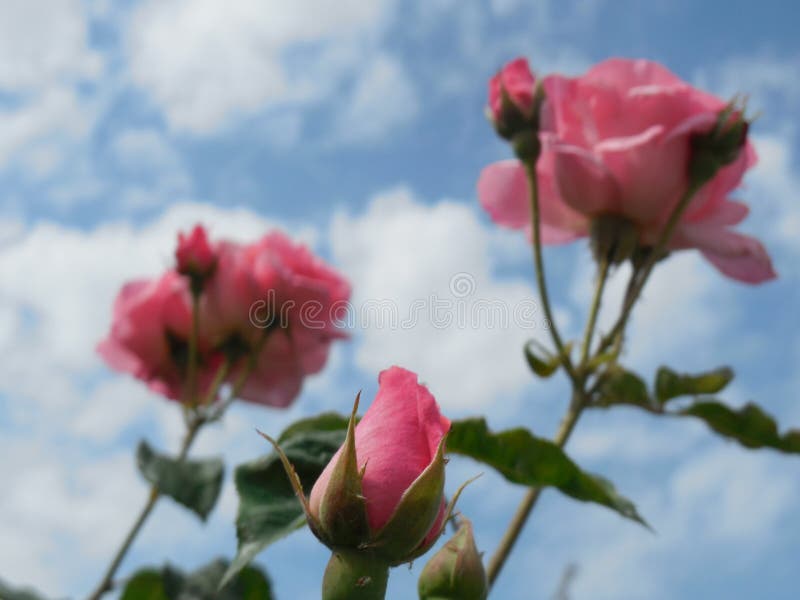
[330,187,564,414]
[748,133,800,258]
[0,0,103,175]
[695,55,800,116]
[111,128,184,174]
[126,0,394,133]
[109,128,193,210]
[0,0,102,91]
[332,54,419,143]
[0,86,92,171]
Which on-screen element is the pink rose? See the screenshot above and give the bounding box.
[309,367,451,554]
[488,57,537,124]
[175,224,217,280]
[202,231,351,407]
[478,57,776,283]
[97,271,222,401]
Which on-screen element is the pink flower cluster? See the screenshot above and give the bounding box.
[98,226,351,407]
[480,57,775,283]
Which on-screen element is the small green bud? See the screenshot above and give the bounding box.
[418,519,488,600]
[689,100,750,187]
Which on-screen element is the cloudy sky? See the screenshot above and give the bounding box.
[1,0,798,598]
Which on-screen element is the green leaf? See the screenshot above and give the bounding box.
[681,401,800,453]
[136,440,224,521]
[523,340,562,378]
[0,578,50,600]
[122,560,272,600]
[655,366,734,403]
[446,418,648,527]
[222,414,348,586]
[277,412,351,442]
[595,367,652,410]
[120,570,169,600]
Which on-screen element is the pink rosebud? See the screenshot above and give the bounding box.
[175,224,217,283]
[488,57,537,124]
[478,58,776,283]
[97,271,222,401]
[202,231,351,408]
[309,367,451,563]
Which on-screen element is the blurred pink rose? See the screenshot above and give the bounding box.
[202,231,351,407]
[309,367,451,546]
[100,229,350,407]
[488,57,537,124]
[175,224,217,280]
[97,271,222,401]
[478,57,775,283]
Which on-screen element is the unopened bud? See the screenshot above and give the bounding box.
[487,58,544,158]
[689,100,750,187]
[175,224,217,294]
[418,519,488,600]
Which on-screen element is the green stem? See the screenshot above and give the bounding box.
[322,551,389,600]
[486,390,586,587]
[183,292,201,406]
[597,182,702,354]
[578,258,610,371]
[86,348,253,600]
[85,416,203,600]
[487,233,613,589]
[523,160,577,383]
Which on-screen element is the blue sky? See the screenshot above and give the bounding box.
[1,1,799,598]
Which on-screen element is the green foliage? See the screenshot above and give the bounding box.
[655,366,734,404]
[121,559,272,600]
[595,367,652,409]
[446,418,648,527]
[594,364,800,455]
[0,578,49,600]
[222,414,348,586]
[120,570,168,600]
[136,440,224,520]
[523,340,562,378]
[682,401,800,452]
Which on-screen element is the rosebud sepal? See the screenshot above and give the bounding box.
[316,393,370,546]
[402,473,481,565]
[255,429,325,538]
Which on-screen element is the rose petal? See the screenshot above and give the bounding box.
[674,224,776,284]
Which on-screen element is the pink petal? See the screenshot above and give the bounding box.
[551,144,621,215]
[478,159,588,244]
[356,367,449,532]
[595,125,690,224]
[674,224,776,284]
[477,160,530,230]
[584,58,686,89]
